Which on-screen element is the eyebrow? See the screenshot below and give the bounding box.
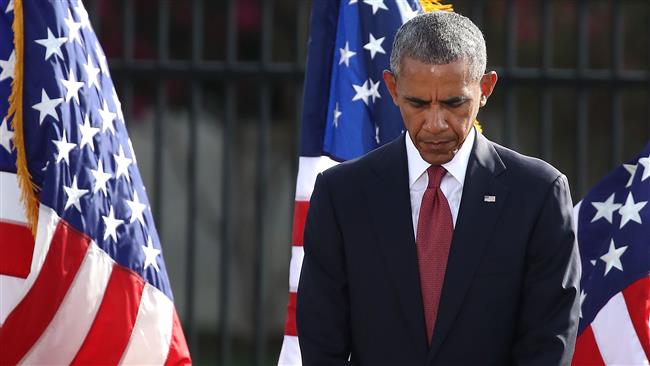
[440,96,470,104]
[404,96,430,104]
[404,95,470,105]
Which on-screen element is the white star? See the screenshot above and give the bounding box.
[599,239,627,276]
[618,192,647,228]
[34,28,67,61]
[637,155,650,182]
[95,43,109,75]
[352,80,370,105]
[579,290,586,318]
[348,0,358,4]
[590,193,622,224]
[590,259,596,266]
[74,2,91,28]
[98,100,116,134]
[90,159,112,196]
[63,176,88,212]
[375,124,380,144]
[102,206,124,242]
[63,9,83,45]
[142,236,161,272]
[0,117,13,153]
[83,55,101,90]
[333,102,342,128]
[339,42,357,67]
[112,87,124,122]
[113,145,132,182]
[52,131,76,165]
[32,89,63,125]
[125,190,147,226]
[60,70,84,104]
[5,0,13,13]
[363,33,385,59]
[78,114,99,151]
[368,78,381,103]
[623,163,637,188]
[0,50,15,82]
[363,0,388,14]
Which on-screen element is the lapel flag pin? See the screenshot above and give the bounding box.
[484,195,496,203]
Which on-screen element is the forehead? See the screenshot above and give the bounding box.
[397,57,474,92]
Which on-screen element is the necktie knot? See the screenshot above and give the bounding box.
[426,165,446,189]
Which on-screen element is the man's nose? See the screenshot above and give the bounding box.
[422,105,448,133]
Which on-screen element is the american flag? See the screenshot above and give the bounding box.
[277,0,449,364]
[571,141,650,365]
[0,0,190,364]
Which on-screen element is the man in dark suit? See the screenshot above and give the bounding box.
[296,11,581,366]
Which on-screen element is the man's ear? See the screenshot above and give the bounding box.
[383,70,399,105]
[479,71,498,107]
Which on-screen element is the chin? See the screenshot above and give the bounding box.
[423,152,454,165]
[418,144,457,165]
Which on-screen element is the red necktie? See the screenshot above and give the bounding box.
[416,165,454,345]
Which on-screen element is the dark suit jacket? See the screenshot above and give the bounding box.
[296,132,581,365]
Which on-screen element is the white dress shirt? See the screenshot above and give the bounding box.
[406,127,476,236]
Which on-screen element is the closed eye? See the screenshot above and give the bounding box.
[441,97,469,108]
[405,97,429,108]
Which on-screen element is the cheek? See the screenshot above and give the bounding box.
[401,109,424,131]
[449,110,474,138]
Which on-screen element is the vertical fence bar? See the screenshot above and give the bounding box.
[296,0,308,64]
[611,0,622,168]
[118,0,134,132]
[153,0,169,241]
[254,0,273,364]
[470,0,483,29]
[184,0,202,358]
[87,0,99,35]
[540,0,553,161]
[220,87,234,366]
[294,0,309,169]
[576,0,588,197]
[504,0,517,148]
[121,0,134,129]
[219,0,237,364]
[293,0,309,198]
[123,0,134,61]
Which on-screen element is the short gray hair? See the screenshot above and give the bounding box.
[389,11,487,81]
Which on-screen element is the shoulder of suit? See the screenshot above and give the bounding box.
[488,139,564,185]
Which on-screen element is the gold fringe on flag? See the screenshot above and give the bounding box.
[473,120,483,133]
[8,0,39,236]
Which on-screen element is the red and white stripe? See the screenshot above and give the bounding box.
[572,277,650,365]
[571,201,650,366]
[278,156,337,365]
[0,172,190,365]
[1,171,35,324]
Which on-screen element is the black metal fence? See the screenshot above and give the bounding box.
[87,0,649,364]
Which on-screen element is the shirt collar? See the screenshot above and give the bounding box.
[406,126,476,188]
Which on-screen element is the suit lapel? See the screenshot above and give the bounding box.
[428,132,509,361]
[364,135,429,356]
